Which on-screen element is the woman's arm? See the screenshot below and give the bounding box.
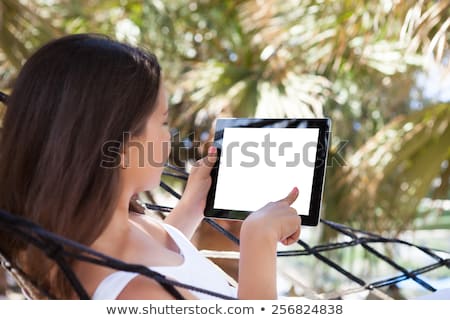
[237,188,301,299]
[238,227,278,299]
[164,147,217,239]
[164,199,203,240]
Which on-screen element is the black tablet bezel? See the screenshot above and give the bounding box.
[204,118,331,226]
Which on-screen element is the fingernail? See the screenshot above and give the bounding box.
[292,187,298,194]
[208,146,216,154]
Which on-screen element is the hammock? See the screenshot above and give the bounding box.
[1,163,448,300]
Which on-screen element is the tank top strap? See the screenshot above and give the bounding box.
[91,271,139,300]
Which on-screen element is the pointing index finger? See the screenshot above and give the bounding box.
[279,187,299,206]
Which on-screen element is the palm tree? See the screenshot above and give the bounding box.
[325,103,450,235]
[147,0,450,233]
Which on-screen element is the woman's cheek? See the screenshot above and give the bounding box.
[167,139,172,159]
[164,133,171,162]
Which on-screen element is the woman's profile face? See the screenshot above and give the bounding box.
[122,83,171,192]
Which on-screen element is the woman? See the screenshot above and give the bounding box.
[0,34,301,299]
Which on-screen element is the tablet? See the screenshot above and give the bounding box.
[204,118,331,226]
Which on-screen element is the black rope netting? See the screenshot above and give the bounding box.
[0,163,449,299]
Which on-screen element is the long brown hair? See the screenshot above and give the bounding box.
[0,34,161,298]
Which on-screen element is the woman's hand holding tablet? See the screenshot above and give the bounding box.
[204,118,331,226]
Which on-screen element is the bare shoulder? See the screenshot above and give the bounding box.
[129,213,163,232]
[117,275,197,300]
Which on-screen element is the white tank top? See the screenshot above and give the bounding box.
[92,220,237,300]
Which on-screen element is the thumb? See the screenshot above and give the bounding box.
[194,145,217,169]
[279,187,299,206]
[206,145,217,167]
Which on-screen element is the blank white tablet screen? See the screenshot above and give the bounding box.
[213,127,319,216]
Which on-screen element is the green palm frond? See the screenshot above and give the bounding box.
[401,1,450,65]
[325,103,450,235]
[0,0,62,87]
[170,0,450,131]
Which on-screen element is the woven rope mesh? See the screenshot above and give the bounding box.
[1,166,449,299]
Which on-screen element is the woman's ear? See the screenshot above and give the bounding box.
[120,154,127,169]
[120,144,129,169]
[120,132,146,169]
[117,140,126,169]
